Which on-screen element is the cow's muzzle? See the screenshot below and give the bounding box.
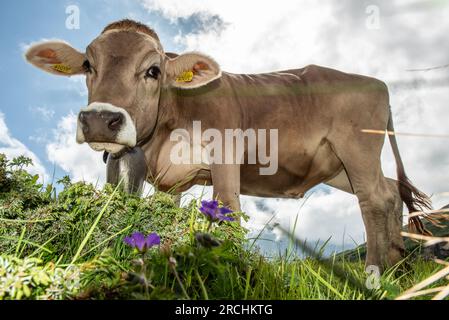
[79,111,123,141]
[76,102,137,154]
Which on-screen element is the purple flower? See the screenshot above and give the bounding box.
[124,232,161,252]
[199,200,235,222]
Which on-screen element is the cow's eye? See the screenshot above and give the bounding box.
[83,60,92,73]
[145,66,161,79]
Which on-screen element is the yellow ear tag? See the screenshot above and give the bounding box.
[52,64,72,74]
[176,70,194,83]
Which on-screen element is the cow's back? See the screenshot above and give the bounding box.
[222,64,389,131]
[220,65,390,197]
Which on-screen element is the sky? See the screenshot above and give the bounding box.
[1,0,449,256]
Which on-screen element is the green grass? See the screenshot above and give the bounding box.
[0,154,447,300]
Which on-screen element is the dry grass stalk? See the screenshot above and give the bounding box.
[397,232,449,300]
[396,265,449,300]
[361,129,449,138]
[401,231,449,246]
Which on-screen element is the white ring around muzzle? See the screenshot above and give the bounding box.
[76,102,137,154]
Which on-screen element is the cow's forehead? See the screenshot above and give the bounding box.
[87,30,164,59]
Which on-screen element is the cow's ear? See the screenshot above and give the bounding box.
[25,41,86,76]
[165,52,221,89]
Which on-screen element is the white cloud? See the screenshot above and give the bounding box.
[0,112,48,181]
[141,0,212,21]
[142,0,449,76]
[46,113,106,185]
[241,190,365,248]
[139,0,449,248]
[30,106,55,121]
[143,0,335,73]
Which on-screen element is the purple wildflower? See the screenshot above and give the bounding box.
[124,232,161,252]
[199,200,235,222]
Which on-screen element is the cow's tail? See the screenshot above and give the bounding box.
[387,107,432,235]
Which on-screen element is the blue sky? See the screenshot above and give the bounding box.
[1,0,448,254]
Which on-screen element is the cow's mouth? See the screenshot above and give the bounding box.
[88,142,127,154]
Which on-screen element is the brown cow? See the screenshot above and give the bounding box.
[25,19,431,269]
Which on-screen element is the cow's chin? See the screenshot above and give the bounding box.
[88,142,126,154]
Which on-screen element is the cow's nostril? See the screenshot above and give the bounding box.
[79,112,88,124]
[108,113,123,131]
[79,112,90,134]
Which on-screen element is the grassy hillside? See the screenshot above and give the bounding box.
[0,154,447,300]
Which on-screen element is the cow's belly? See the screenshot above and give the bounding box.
[146,133,342,197]
[240,167,339,198]
[240,138,343,198]
[154,166,212,193]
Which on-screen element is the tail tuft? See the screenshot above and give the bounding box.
[398,168,433,236]
[409,217,432,236]
[387,106,433,235]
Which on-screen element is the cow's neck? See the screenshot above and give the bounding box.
[140,76,235,186]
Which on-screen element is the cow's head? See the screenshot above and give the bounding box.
[25,19,221,154]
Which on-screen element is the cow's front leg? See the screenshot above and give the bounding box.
[211,164,241,211]
[106,147,148,195]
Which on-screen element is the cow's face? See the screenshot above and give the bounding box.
[25,22,221,154]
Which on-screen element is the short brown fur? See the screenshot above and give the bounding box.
[102,19,160,41]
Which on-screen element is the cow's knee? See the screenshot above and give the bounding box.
[359,190,395,217]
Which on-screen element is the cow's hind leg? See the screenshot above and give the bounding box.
[326,171,405,269]
[328,143,404,270]
[349,169,403,269]
[385,177,406,261]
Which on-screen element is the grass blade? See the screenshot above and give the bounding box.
[15,227,26,256]
[302,262,345,299]
[70,181,122,265]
